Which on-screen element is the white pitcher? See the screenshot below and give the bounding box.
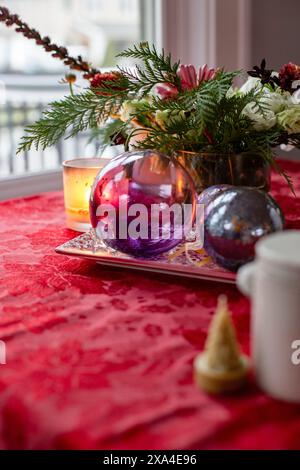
[237,230,300,403]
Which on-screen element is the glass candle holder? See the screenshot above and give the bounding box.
[63,157,107,232]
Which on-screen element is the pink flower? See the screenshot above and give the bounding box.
[178,64,198,90]
[198,64,217,83]
[178,64,217,90]
[156,64,217,100]
[155,83,179,100]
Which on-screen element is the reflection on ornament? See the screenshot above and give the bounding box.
[90,150,197,257]
[204,187,285,271]
[194,295,249,394]
[198,184,232,207]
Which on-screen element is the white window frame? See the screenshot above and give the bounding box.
[0,0,251,200]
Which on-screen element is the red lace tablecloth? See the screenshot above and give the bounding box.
[1,160,300,450]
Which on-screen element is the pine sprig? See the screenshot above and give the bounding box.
[17,91,96,152]
[117,42,181,94]
[17,90,116,152]
[118,42,180,78]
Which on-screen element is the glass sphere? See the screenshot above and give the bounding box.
[204,187,285,271]
[90,150,197,257]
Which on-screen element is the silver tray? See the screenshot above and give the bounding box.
[55,231,236,284]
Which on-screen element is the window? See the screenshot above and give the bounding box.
[0,0,143,183]
[0,0,253,199]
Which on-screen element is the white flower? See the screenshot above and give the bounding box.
[280,144,294,152]
[239,77,262,94]
[240,77,292,113]
[119,99,150,122]
[277,106,300,134]
[119,101,136,122]
[240,72,279,95]
[154,109,186,130]
[291,87,300,104]
[262,89,292,113]
[155,110,170,129]
[242,102,276,131]
[226,86,239,98]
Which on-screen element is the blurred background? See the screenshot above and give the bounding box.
[0,0,299,184]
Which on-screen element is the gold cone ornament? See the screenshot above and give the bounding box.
[194,295,249,394]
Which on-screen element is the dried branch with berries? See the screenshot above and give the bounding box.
[0,5,99,78]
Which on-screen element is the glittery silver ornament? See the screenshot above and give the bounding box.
[204,187,285,271]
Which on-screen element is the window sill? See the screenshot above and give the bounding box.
[0,170,62,201]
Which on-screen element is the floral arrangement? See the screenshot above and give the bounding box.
[2,6,300,189]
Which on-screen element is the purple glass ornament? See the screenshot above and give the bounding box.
[90,150,197,257]
[204,187,285,271]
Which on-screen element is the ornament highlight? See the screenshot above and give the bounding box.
[197,184,232,207]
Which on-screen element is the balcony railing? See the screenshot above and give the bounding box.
[0,75,125,180]
[0,100,98,179]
